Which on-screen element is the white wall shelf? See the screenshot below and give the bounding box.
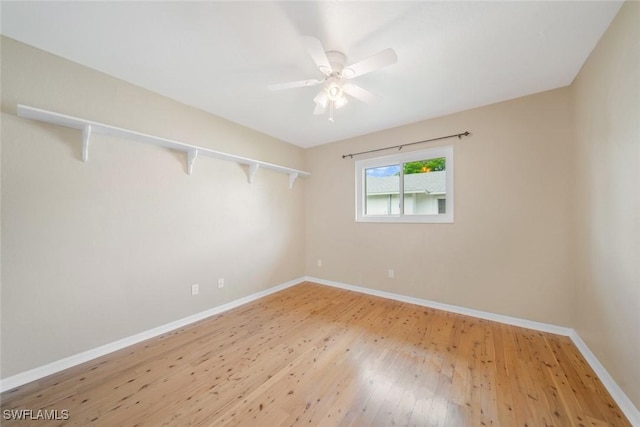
[17,104,310,188]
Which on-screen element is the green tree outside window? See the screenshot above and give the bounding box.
[402,157,445,174]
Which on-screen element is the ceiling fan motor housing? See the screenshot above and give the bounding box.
[325,51,347,75]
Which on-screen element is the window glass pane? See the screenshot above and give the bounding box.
[355,145,453,223]
[365,165,400,215]
[402,157,446,215]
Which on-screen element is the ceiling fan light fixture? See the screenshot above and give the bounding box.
[327,82,344,101]
[334,96,348,109]
[313,90,329,109]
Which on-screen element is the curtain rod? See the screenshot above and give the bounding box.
[341,131,470,159]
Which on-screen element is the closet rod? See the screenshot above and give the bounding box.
[342,131,470,159]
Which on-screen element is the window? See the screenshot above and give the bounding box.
[355,145,454,223]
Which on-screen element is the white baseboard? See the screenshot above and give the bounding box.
[304,276,640,425]
[0,277,302,393]
[304,276,572,335]
[568,330,640,426]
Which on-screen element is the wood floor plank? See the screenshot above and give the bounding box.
[1,282,632,426]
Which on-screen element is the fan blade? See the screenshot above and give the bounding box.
[342,48,397,79]
[268,79,321,91]
[343,82,379,104]
[302,36,332,75]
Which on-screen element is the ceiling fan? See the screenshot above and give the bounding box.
[268,36,397,122]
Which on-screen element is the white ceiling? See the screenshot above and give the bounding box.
[1,1,623,148]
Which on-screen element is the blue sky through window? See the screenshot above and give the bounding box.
[365,165,400,177]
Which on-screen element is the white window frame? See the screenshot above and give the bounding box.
[355,145,454,223]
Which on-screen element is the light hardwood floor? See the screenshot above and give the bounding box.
[1,282,631,426]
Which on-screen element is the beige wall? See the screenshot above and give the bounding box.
[305,87,575,326]
[1,37,306,377]
[572,1,640,408]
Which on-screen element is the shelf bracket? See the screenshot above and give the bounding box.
[248,163,260,184]
[289,172,299,189]
[187,149,198,175]
[82,125,92,162]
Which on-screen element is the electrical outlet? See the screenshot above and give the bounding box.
[388,269,394,279]
[191,284,199,295]
[218,278,224,289]
[317,259,322,267]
